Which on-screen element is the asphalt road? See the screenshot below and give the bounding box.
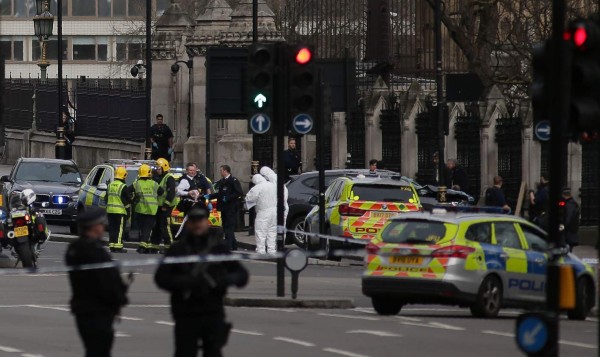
[0,241,596,357]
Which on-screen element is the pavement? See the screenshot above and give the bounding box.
[0,241,596,356]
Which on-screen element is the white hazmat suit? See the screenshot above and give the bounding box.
[259,166,289,224]
[245,174,277,254]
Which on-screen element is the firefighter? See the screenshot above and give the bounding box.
[107,166,134,253]
[150,158,177,252]
[134,164,163,254]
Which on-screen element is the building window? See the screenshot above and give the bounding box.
[72,36,108,61]
[0,0,12,16]
[32,39,68,61]
[128,0,144,17]
[0,40,10,59]
[8,0,63,18]
[116,37,145,61]
[157,0,169,16]
[0,37,24,61]
[98,0,110,17]
[113,0,126,16]
[72,0,95,16]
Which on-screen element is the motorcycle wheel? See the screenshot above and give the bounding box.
[15,242,34,268]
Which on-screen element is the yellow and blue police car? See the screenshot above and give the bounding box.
[304,175,421,260]
[362,208,596,319]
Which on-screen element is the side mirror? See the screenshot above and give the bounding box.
[309,195,318,205]
[97,183,108,191]
[0,175,10,183]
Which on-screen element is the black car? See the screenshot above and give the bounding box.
[1,158,82,234]
[285,169,475,246]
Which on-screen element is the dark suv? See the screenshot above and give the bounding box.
[1,158,83,233]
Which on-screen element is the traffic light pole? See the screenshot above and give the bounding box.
[434,0,445,187]
[275,44,286,297]
[546,0,570,355]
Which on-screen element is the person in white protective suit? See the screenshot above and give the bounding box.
[245,174,277,254]
[259,166,289,224]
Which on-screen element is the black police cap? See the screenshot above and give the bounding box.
[187,207,209,220]
[77,207,108,229]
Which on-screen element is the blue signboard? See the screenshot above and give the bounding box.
[534,120,551,141]
[249,113,271,134]
[292,113,314,134]
[516,314,548,354]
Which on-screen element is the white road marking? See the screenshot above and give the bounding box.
[399,321,465,331]
[351,308,377,315]
[0,345,22,352]
[318,313,380,321]
[129,305,169,308]
[26,305,69,312]
[120,316,143,321]
[155,320,174,326]
[347,330,402,337]
[428,322,466,331]
[273,337,315,347]
[249,307,297,313]
[558,340,597,349]
[395,316,422,322]
[482,330,515,338]
[231,329,264,336]
[323,348,369,357]
[21,354,44,357]
[115,332,131,338]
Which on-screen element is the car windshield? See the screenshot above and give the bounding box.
[382,220,450,244]
[15,162,81,184]
[352,184,415,203]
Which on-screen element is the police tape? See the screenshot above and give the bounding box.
[278,226,370,246]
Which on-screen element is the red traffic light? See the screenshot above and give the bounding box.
[574,27,588,47]
[295,47,312,65]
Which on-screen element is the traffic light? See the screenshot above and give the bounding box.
[289,45,317,134]
[565,18,600,132]
[531,41,550,126]
[247,43,276,120]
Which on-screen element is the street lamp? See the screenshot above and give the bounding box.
[33,0,54,79]
[171,59,194,139]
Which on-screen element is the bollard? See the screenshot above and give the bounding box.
[437,185,447,203]
[144,147,152,160]
[55,127,67,159]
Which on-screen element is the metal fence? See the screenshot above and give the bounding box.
[379,101,401,172]
[345,105,366,169]
[415,102,436,183]
[580,141,599,226]
[455,106,481,199]
[495,114,523,209]
[1,77,147,142]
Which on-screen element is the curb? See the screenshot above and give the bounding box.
[225,296,354,309]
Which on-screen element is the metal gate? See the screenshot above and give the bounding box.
[379,98,401,172]
[2,78,34,130]
[346,106,366,168]
[454,107,481,199]
[415,103,436,183]
[540,141,550,180]
[580,141,599,226]
[495,115,523,209]
[252,134,274,169]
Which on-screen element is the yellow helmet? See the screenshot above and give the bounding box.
[115,166,128,180]
[156,158,170,173]
[138,164,152,178]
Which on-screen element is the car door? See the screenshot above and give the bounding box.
[80,167,99,207]
[492,221,529,301]
[517,224,548,301]
[97,167,113,208]
[83,166,107,208]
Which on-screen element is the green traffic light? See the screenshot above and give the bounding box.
[254,93,267,108]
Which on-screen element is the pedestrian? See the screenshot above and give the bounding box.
[150,158,177,251]
[368,159,378,175]
[431,152,441,185]
[560,188,580,252]
[207,165,243,251]
[61,107,75,160]
[245,174,277,254]
[484,175,511,212]
[107,166,134,253]
[154,207,248,357]
[134,164,163,254]
[283,137,301,181]
[150,114,174,162]
[260,166,289,224]
[529,176,549,224]
[65,207,129,357]
[445,159,469,193]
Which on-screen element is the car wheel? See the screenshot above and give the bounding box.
[568,277,594,320]
[15,242,34,268]
[470,275,503,318]
[372,297,403,316]
[288,216,307,247]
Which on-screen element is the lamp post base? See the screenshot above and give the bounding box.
[38,62,50,80]
[55,126,66,160]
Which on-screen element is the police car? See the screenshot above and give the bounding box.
[362,208,596,319]
[304,175,421,260]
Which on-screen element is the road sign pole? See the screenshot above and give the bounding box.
[316,70,326,241]
[275,44,286,297]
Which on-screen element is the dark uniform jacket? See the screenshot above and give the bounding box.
[445,166,469,193]
[154,232,249,318]
[210,176,243,213]
[283,149,301,177]
[562,197,580,245]
[65,237,128,315]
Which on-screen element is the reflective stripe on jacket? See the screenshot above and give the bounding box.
[107,181,127,215]
[134,179,159,215]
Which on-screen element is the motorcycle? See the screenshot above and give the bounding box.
[0,189,49,268]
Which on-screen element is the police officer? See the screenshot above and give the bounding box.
[107,166,134,253]
[207,165,243,251]
[134,164,163,254]
[283,137,301,181]
[65,207,129,357]
[177,162,213,213]
[151,158,177,251]
[560,187,580,252]
[150,114,174,162]
[154,207,248,357]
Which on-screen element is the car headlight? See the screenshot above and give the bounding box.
[71,195,79,203]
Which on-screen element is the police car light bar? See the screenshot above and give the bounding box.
[106,159,157,165]
[431,205,507,214]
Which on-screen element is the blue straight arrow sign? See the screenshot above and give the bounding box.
[249,113,271,134]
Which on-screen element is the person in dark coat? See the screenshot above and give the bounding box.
[529,176,549,224]
[283,138,301,181]
[155,208,249,357]
[560,188,580,251]
[65,207,129,357]
[206,165,243,251]
[485,175,511,213]
[445,159,469,194]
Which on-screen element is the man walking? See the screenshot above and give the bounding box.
[151,158,177,251]
[134,164,163,254]
[65,207,129,357]
[283,138,301,181]
[560,188,580,252]
[155,207,248,357]
[107,166,134,253]
[207,165,243,251]
[485,175,511,213]
[245,174,277,254]
[150,114,174,161]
